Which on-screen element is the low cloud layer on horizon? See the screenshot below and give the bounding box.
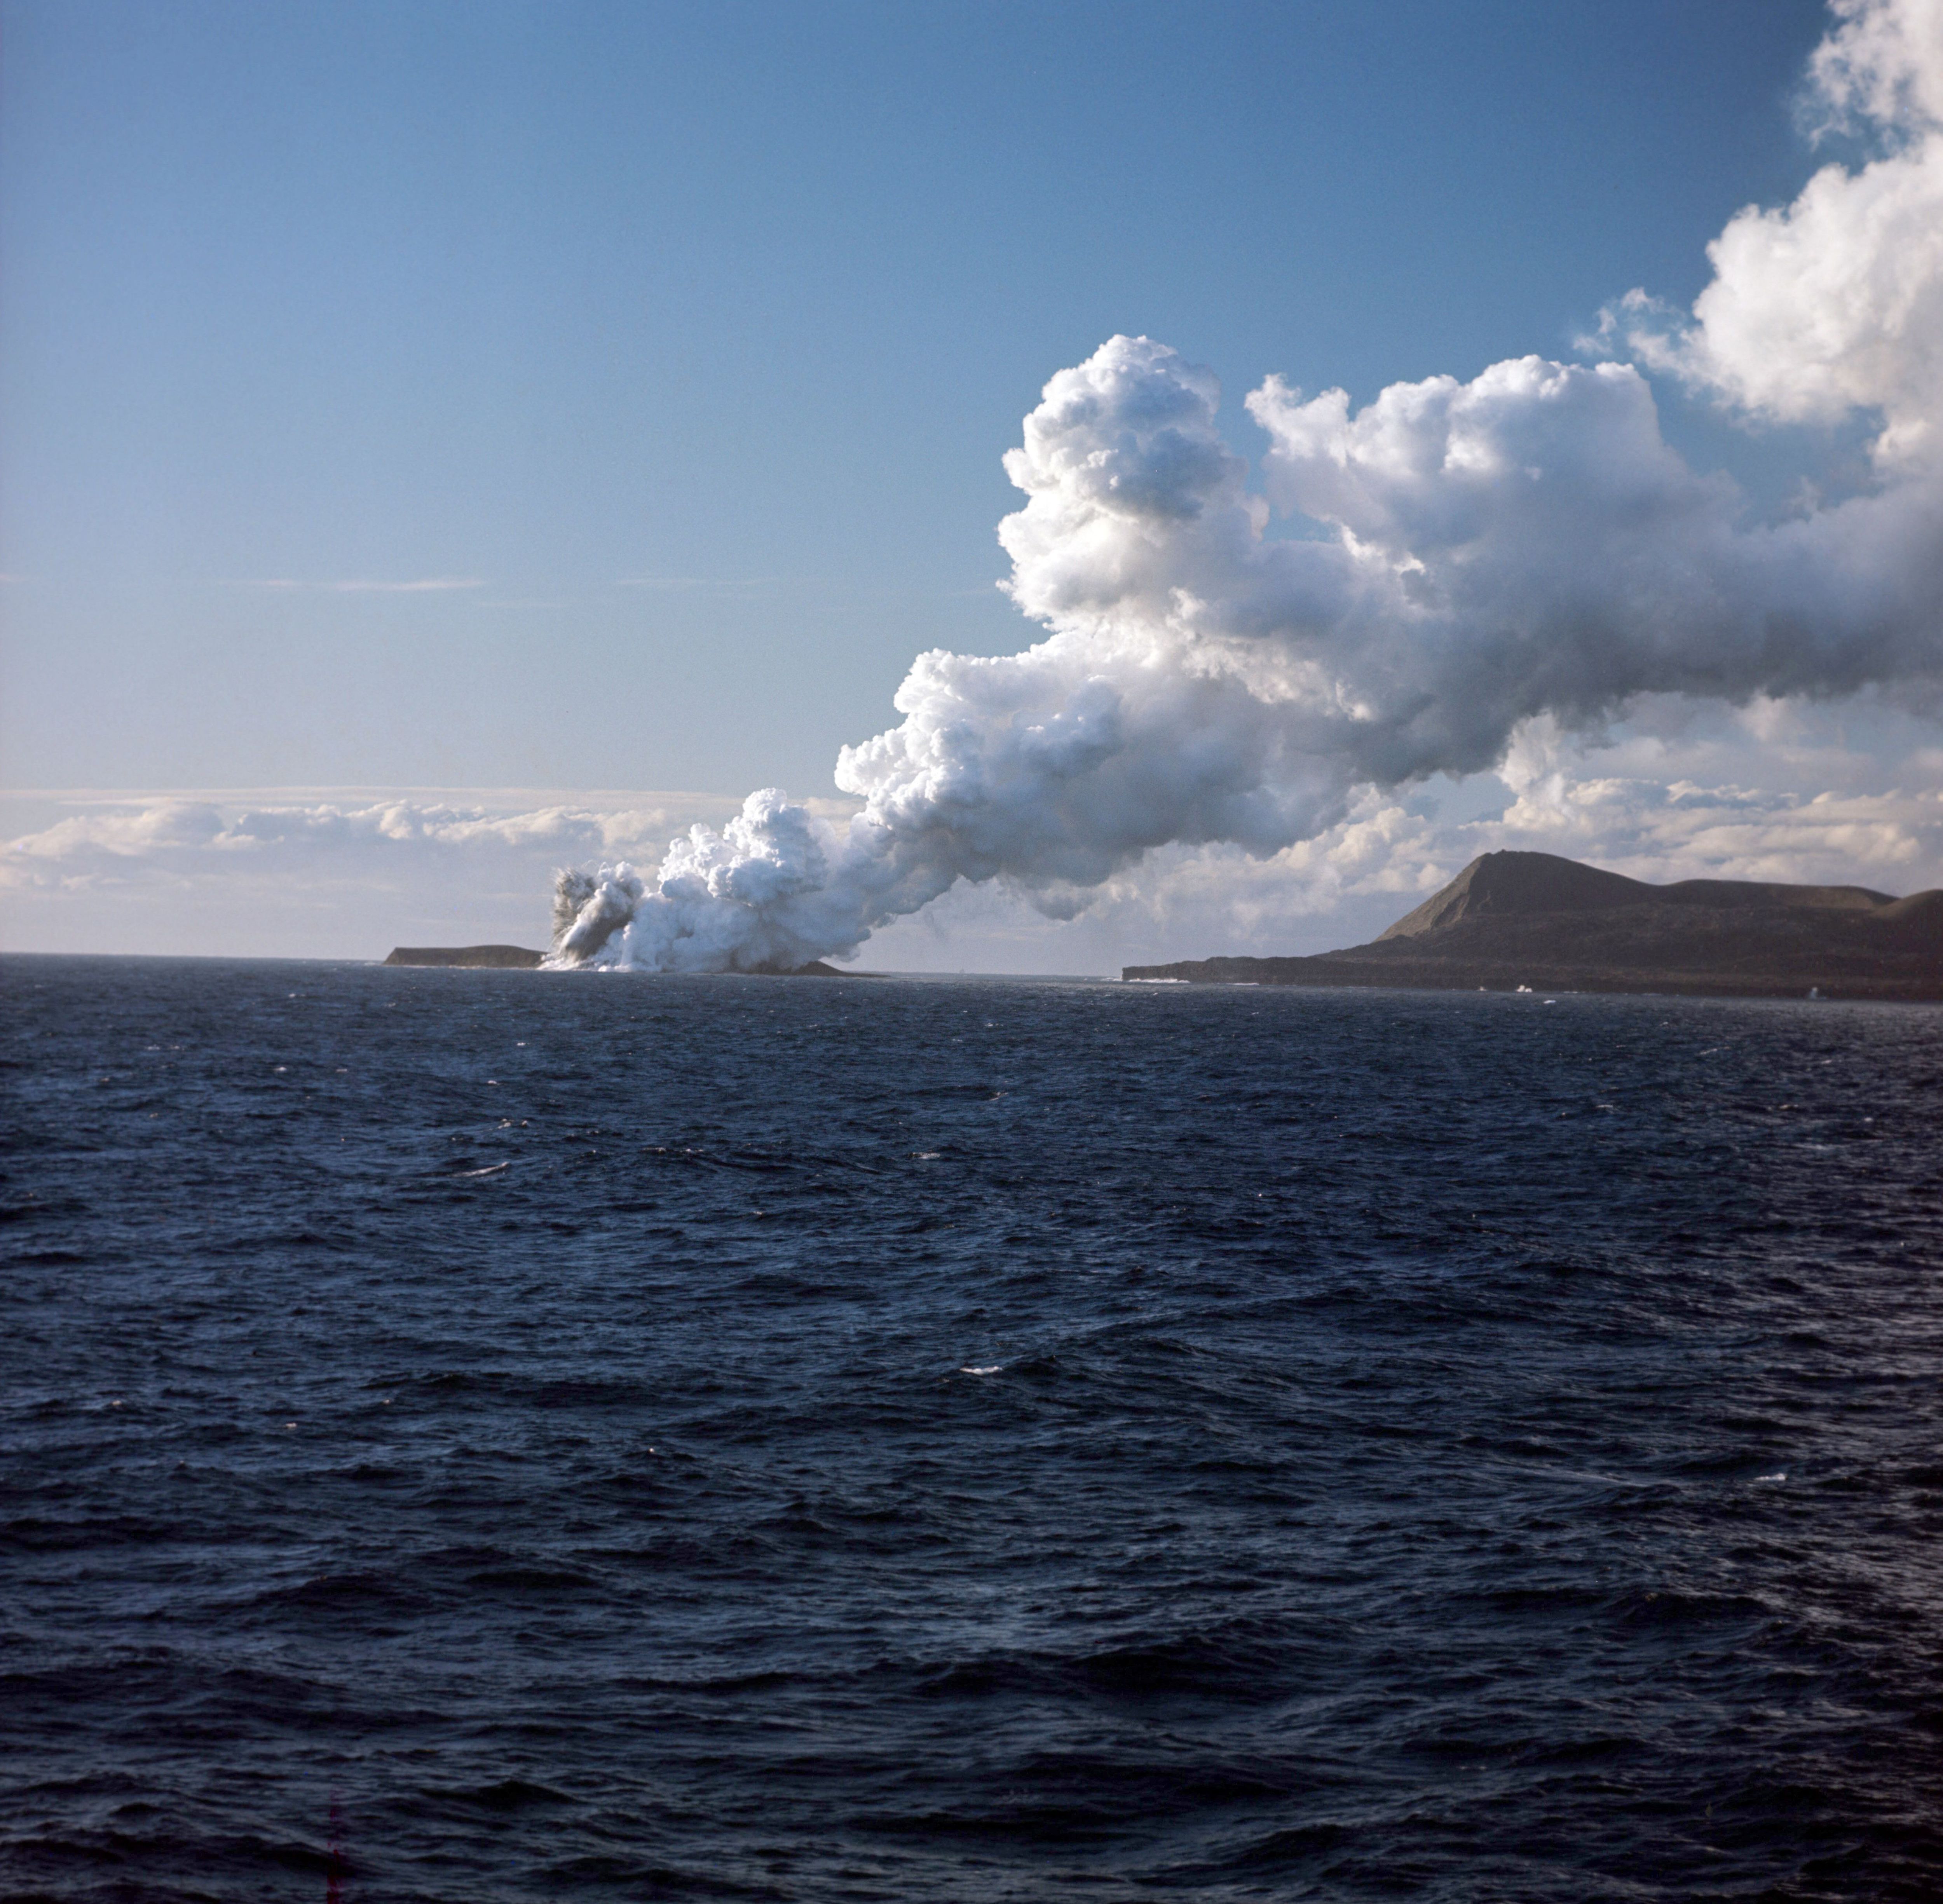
[6,690,1940,965]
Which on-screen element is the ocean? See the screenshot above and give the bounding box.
[3,955,1940,1901]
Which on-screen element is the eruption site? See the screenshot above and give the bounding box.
[551,0,1943,974]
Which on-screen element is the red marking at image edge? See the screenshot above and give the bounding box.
[327,1795,344,1904]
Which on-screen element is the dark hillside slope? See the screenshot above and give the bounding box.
[1125,851,1943,1000]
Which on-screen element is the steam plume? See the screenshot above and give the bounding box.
[552,0,1943,973]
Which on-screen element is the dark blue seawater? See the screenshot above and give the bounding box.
[3,955,1941,1902]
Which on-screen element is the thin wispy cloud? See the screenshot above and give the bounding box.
[614,575,775,591]
[333,577,483,593]
[613,575,947,600]
[220,577,486,593]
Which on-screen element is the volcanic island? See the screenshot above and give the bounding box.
[1123,851,1943,1001]
[381,852,1938,997]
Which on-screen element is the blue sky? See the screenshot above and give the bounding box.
[7,0,1937,966]
[4,0,1829,793]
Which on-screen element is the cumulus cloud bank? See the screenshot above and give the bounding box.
[0,792,766,959]
[1604,0,1943,466]
[550,0,1943,972]
[3,796,688,876]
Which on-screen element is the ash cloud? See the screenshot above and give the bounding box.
[556,0,1943,973]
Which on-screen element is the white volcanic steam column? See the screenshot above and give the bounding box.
[551,0,1943,974]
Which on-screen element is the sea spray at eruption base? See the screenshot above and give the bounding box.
[551,0,1943,974]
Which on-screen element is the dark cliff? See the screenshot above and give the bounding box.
[1123,851,1943,1001]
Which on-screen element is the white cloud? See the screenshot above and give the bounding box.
[555,283,1941,971]
[1599,0,1943,465]
[539,0,1941,973]
[863,702,1943,970]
